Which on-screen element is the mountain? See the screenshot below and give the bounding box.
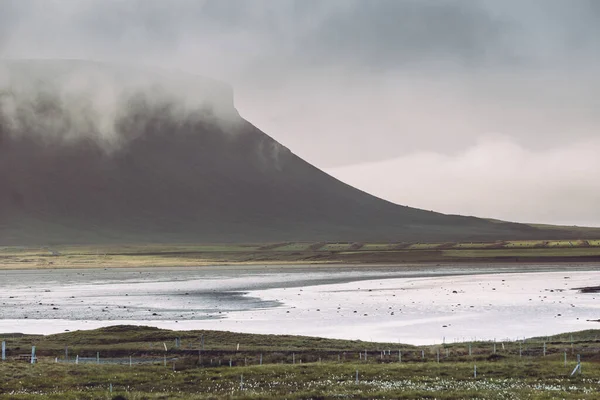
[0,60,585,245]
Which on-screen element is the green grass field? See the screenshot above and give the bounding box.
[359,243,394,251]
[546,240,578,247]
[1,326,599,399]
[451,242,494,249]
[319,243,354,251]
[443,248,600,258]
[503,241,542,248]
[2,237,600,270]
[407,243,442,250]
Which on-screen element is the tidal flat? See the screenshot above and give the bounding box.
[1,264,599,344]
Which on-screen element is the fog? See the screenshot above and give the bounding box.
[329,135,600,226]
[0,60,240,150]
[0,0,598,226]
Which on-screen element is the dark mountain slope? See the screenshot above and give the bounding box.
[0,60,579,245]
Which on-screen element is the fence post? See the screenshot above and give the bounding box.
[519,342,522,358]
[293,353,295,364]
[469,343,472,356]
[31,346,36,364]
[240,375,244,390]
[571,335,574,354]
[421,350,424,360]
[398,350,401,363]
[564,351,567,367]
[543,342,546,357]
[1,341,5,361]
[75,355,79,365]
[97,352,100,364]
[130,356,132,367]
[474,364,477,378]
[260,354,263,365]
[570,355,582,376]
[355,369,359,384]
[65,346,68,361]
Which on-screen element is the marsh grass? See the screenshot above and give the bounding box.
[1,358,599,399]
[2,327,600,399]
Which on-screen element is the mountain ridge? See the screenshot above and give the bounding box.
[0,60,590,245]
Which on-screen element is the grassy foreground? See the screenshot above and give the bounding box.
[2,326,600,399]
[2,238,600,269]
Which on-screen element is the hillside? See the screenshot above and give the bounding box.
[0,60,593,245]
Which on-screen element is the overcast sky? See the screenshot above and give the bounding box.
[1,0,599,226]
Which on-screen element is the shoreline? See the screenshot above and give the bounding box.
[1,259,600,271]
[2,266,599,342]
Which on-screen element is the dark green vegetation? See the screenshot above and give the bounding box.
[2,60,600,246]
[2,239,600,269]
[2,326,600,399]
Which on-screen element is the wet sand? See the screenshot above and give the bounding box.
[1,263,599,344]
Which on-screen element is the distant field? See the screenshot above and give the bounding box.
[407,243,441,250]
[504,241,542,248]
[359,243,395,251]
[2,237,600,269]
[270,243,312,251]
[451,242,493,249]
[320,243,353,251]
[443,248,600,258]
[547,240,578,247]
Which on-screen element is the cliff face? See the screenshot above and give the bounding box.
[0,60,550,245]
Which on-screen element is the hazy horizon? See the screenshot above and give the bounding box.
[1,0,599,226]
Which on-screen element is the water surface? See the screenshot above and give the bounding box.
[1,264,598,344]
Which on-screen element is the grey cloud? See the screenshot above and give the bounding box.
[2,1,599,75]
[1,0,599,225]
[295,0,509,71]
[0,0,24,53]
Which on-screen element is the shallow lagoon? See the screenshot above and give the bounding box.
[1,264,599,344]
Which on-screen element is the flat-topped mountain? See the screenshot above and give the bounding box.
[0,60,585,245]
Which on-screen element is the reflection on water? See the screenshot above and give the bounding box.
[0,264,599,344]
